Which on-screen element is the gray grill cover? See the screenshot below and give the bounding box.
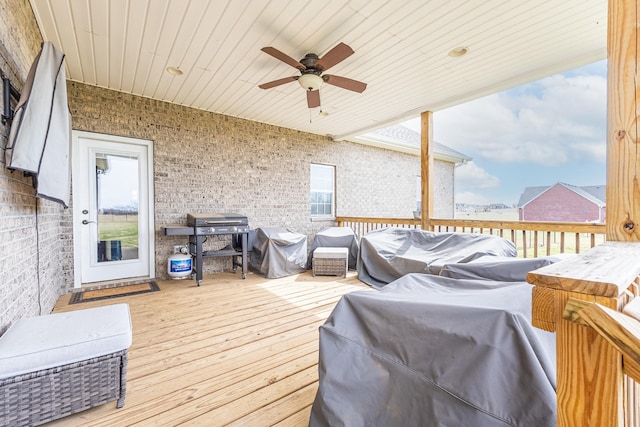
[307,227,359,270]
[357,228,518,288]
[5,42,71,208]
[439,255,571,282]
[249,227,307,279]
[310,273,556,427]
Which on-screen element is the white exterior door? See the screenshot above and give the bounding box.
[72,131,154,286]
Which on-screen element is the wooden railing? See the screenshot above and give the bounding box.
[337,217,640,425]
[336,216,606,258]
[528,243,640,427]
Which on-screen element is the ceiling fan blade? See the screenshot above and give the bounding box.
[307,90,320,108]
[261,47,305,70]
[258,76,297,89]
[323,75,367,93]
[315,42,354,71]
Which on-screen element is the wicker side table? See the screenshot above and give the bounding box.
[312,247,349,277]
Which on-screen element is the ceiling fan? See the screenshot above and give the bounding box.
[258,42,367,109]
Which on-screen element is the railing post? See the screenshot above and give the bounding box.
[528,243,640,427]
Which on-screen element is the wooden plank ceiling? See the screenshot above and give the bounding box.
[29,0,607,141]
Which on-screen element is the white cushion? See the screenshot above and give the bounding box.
[0,303,132,379]
[313,247,349,259]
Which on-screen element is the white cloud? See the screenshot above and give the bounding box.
[401,60,607,204]
[455,161,500,190]
[428,67,607,166]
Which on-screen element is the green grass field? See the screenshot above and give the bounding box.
[454,208,605,257]
[99,221,138,248]
[455,208,519,221]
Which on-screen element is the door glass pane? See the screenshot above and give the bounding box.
[95,152,139,262]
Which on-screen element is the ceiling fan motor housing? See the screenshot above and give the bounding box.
[300,53,320,70]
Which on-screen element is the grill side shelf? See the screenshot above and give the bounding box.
[189,233,249,285]
[162,226,193,236]
[164,221,249,285]
[201,247,239,257]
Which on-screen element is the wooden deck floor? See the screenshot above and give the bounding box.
[48,271,369,426]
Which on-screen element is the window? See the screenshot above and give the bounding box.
[311,164,335,217]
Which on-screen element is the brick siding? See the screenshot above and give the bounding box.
[520,185,602,222]
[0,0,64,333]
[432,161,455,218]
[68,82,454,282]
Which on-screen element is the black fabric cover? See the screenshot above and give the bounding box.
[310,273,556,427]
[249,227,307,279]
[356,228,518,288]
[307,227,359,269]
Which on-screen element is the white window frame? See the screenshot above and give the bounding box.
[310,163,335,218]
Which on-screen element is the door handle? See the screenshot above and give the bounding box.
[82,220,97,225]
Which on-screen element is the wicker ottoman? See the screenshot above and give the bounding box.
[312,247,349,277]
[0,304,132,426]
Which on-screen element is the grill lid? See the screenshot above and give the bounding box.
[187,213,248,227]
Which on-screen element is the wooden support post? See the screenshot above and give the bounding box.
[420,111,433,231]
[607,0,640,241]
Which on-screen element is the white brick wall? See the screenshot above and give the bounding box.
[432,160,455,218]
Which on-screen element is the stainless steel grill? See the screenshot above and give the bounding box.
[187,213,249,285]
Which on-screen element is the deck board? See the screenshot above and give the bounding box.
[47,271,368,426]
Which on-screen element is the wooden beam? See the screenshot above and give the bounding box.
[606,0,640,241]
[420,111,433,230]
[532,285,556,331]
[526,242,640,298]
[564,298,640,385]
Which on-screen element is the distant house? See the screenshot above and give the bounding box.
[517,183,606,222]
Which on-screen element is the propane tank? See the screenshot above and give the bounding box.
[168,245,192,279]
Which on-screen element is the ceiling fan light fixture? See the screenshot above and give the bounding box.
[298,74,323,91]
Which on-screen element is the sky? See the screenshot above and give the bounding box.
[403,59,608,206]
[99,154,139,209]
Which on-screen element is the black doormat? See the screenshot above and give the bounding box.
[70,282,160,304]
